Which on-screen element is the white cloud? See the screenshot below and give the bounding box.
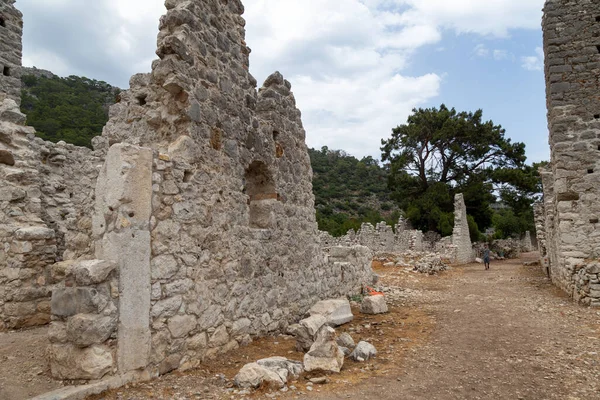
[474,44,490,58]
[521,47,544,71]
[17,0,544,159]
[493,50,509,60]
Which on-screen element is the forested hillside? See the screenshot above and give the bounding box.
[20,73,119,148]
[309,147,400,236]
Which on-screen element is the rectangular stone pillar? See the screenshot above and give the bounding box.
[93,143,153,373]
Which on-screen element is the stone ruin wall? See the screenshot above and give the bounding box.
[321,194,474,265]
[319,218,425,254]
[542,0,600,306]
[0,0,21,105]
[43,0,374,380]
[0,0,104,331]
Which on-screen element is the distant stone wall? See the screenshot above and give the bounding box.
[319,218,425,254]
[0,0,22,105]
[542,0,600,306]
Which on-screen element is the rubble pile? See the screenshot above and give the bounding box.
[378,251,450,275]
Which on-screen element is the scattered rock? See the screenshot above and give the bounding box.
[304,326,344,373]
[336,332,355,349]
[361,295,388,315]
[308,299,353,326]
[234,363,285,389]
[350,341,377,362]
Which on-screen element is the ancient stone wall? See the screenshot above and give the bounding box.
[48,0,374,379]
[0,0,22,105]
[319,219,425,254]
[0,0,104,330]
[542,0,600,306]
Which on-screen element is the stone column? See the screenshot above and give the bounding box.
[452,194,473,264]
[93,143,153,373]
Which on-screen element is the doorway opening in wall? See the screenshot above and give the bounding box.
[2,66,9,77]
[244,160,277,229]
[0,16,5,27]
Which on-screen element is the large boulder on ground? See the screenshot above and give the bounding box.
[234,362,285,389]
[361,295,388,314]
[309,299,353,326]
[303,326,344,373]
[350,341,377,362]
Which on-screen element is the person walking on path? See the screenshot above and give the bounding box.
[483,244,491,270]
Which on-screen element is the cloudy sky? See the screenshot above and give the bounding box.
[18,0,548,163]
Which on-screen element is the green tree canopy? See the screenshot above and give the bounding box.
[381,104,530,237]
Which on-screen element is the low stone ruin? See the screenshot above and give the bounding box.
[320,193,474,265]
[0,0,377,387]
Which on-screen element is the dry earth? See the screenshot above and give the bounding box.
[3,253,599,400]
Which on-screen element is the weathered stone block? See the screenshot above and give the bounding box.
[309,299,353,326]
[167,314,197,338]
[73,259,117,285]
[361,295,388,315]
[14,226,55,240]
[67,314,117,347]
[50,344,114,380]
[51,287,107,317]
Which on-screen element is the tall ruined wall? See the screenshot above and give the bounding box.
[0,0,22,105]
[543,0,600,306]
[76,0,374,378]
[0,0,103,330]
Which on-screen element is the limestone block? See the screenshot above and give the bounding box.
[50,344,114,380]
[360,295,388,315]
[208,324,230,347]
[50,260,76,283]
[51,287,108,317]
[14,226,55,240]
[48,321,68,344]
[234,362,285,389]
[231,318,252,338]
[151,254,180,280]
[67,314,117,347]
[167,314,197,338]
[350,341,377,362]
[309,299,353,326]
[73,259,117,285]
[303,326,344,373]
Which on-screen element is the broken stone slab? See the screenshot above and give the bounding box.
[66,314,117,348]
[234,362,285,389]
[300,314,327,337]
[336,332,355,349]
[360,295,388,315]
[49,344,114,380]
[303,326,344,373]
[256,356,304,379]
[73,260,117,286]
[350,341,377,362]
[308,299,353,326]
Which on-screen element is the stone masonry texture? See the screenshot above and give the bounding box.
[0,0,22,105]
[542,0,600,306]
[41,0,374,380]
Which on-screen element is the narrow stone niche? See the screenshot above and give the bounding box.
[2,66,9,77]
[245,160,277,229]
[0,16,5,27]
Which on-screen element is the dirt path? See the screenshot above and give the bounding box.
[314,254,600,400]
